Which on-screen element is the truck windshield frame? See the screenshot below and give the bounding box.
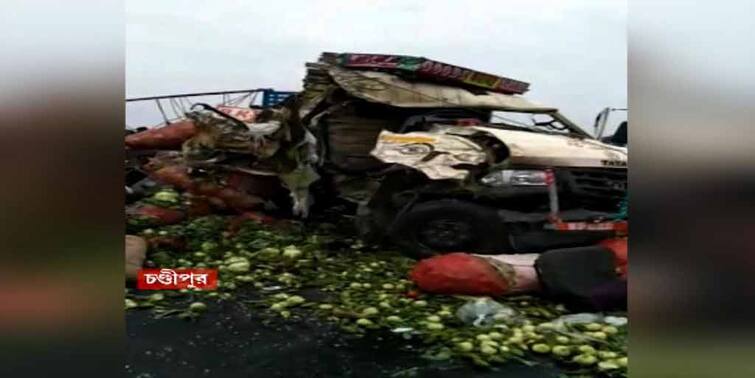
[486,110,592,138]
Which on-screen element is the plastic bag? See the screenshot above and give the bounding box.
[604,315,628,326]
[455,297,518,327]
[552,313,603,326]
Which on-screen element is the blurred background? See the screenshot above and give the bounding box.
[0,0,753,377]
[629,0,755,376]
[126,0,627,134]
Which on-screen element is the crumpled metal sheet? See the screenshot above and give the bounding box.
[176,106,322,217]
[328,67,555,112]
[370,130,487,180]
[470,126,628,168]
[183,111,282,160]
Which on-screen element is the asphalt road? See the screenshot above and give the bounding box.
[126,292,564,378]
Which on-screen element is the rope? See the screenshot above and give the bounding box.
[168,98,183,119]
[180,97,194,113]
[228,92,248,106]
[249,91,259,107]
[155,99,171,124]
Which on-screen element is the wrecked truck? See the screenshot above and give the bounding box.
[127,52,627,258]
[295,53,628,257]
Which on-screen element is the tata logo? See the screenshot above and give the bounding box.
[601,159,627,167]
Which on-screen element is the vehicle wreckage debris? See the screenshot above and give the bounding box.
[125,52,628,377]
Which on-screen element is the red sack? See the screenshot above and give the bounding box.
[598,238,628,278]
[125,120,197,150]
[215,188,265,211]
[187,181,263,212]
[186,197,213,217]
[410,253,512,296]
[149,165,193,190]
[133,205,185,225]
[225,172,284,198]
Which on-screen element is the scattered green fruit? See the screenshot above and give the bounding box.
[616,356,628,367]
[457,342,474,352]
[591,331,607,340]
[282,245,303,259]
[286,295,305,306]
[188,302,207,313]
[124,214,627,377]
[426,322,444,330]
[476,334,492,342]
[573,354,598,366]
[356,318,374,327]
[552,345,571,357]
[602,326,619,334]
[585,322,602,331]
[598,361,620,371]
[480,345,497,355]
[488,332,503,340]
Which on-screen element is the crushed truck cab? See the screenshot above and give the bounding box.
[298,52,627,257]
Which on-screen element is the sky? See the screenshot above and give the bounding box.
[126,0,626,135]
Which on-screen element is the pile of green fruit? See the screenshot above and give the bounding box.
[126,215,627,377]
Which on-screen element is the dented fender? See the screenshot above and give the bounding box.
[370,126,628,181]
[369,130,487,180]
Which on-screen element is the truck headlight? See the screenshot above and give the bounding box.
[480,169,548,187]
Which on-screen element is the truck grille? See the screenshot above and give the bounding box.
[557,168,627,211]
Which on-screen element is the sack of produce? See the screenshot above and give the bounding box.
[125,235,147,280]
[410,253,515,296]
[125,120,197,150]
[148,165,193,190]
[132,204,185,225]
[598,238,627,278]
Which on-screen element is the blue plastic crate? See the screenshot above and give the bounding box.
[262,90,297,107]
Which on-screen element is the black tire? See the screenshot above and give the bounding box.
[388,199,512,259]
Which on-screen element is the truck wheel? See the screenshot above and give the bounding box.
[388,199,511,259]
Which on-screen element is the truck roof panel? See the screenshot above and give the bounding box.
[328,67,553,112]
[321,52,530,95]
